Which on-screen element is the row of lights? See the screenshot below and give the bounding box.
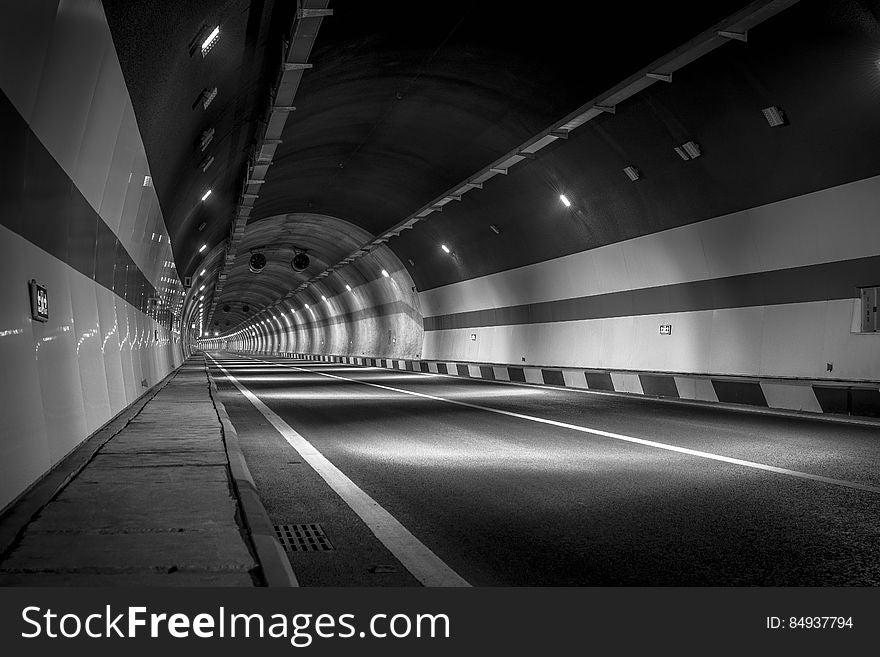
[187,22,222,296]
[433,103,789,257]
[219,266,394,338]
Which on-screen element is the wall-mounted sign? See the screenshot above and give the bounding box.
[28,279,48,322]
[659,324,672,335]
[470,334,477,341]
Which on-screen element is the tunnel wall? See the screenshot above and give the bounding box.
[0,0,183,510]
[419,174,880,384]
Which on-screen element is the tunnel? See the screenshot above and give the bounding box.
[1,0,879,593]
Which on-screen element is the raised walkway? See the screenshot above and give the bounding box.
[0,356,285,586]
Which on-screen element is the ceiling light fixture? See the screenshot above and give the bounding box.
[674,141,701,160]
[623,166,641,181]
[761,106,787,127]
[202,87,217,110]
[199,244,207,252]
[381,269,389,277]
[345,284,351,291]
[200,269,206,276]
[559,194,572,207]
[200,26,220,57]
[441,244,450,254]
[201,189,212,201]
[199,128,214,152]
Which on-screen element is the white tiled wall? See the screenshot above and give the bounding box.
[0,0,178,292]
[0,220,183,512]
[422,300,879,382]
[419,174,880,381]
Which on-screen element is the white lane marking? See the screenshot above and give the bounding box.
[238,354,880,496]
[207,354,470,588]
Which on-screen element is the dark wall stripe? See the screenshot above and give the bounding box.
[712,380,768,407]
[585,372,614,391]
[479,365,495,380]
[851,389,880,418]
[542,369,565,386]
[423,256,880,331]
[244,299,422,336]
[508,367,526,383]
[813,387,850,414]
[0,90,160,315]
[456,364,469,377]
[639,374,679,398]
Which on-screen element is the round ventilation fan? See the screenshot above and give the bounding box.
[291,252,310,272]
[249,252,267,273]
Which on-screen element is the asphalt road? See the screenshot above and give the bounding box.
[207,352,880,586]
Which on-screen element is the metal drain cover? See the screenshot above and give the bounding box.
[274,523,334,552]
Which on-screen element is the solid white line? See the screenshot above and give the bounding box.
[239,354,880,496]
[207,354,470,588]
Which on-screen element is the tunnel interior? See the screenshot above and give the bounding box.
[0,0,879,588]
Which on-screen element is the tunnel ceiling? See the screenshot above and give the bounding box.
[104,0,754,323]
[397,0,880,290]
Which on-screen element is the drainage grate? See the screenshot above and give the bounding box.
[273,524,334,552]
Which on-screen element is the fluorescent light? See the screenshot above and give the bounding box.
[199,285,205,291]
[381,269,389,277]
[345,284,351,291]
[559,194,571,207]
[304,304,310,309]
[441,244,450,254]
[202,87,218,110]
[199,244,207,252]
[201,26,220,56]
[321,295,326,301]
[201,189,212,201]
[623,166,641,181]
[199,295,204,301]
[761,106,786,127]
[675,141,701,160]
[199,128,214,151]
[200,269,206,276]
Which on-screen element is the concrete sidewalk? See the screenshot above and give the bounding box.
[0,357,259,585]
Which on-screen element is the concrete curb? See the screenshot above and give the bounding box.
[235,350,880,429]
[0,362,183,560]
[205,363,299,588]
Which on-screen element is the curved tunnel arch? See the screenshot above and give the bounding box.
[207,212,423,358]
